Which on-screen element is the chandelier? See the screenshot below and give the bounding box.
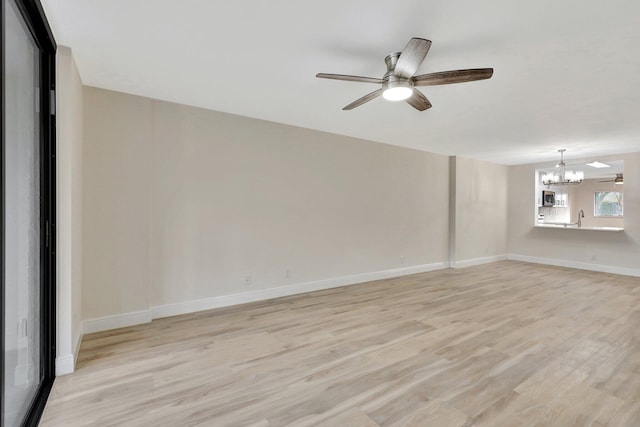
[541,149,584,185]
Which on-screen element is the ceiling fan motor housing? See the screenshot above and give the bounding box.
[384,52,401,73]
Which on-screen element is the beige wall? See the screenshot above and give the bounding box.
[508,152,640,270]
[83,87,450,319]
[454,157,508,263]
[56,46,83,372]
[79,85,639,329]
[82,88,152,319]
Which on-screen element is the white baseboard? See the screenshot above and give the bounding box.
[83,262,448,333]
[74,331,82,357]
[507,254,640,277]
[452,254,508,268]
[82,309,152,334]
[151,262,447,319]
[73,329,83,362]
[55,354,75,376]
[55,324,84,377]
[78,257,640,335]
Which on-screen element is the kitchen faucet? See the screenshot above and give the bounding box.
[578,209,584,228]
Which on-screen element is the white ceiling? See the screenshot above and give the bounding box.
[41,0,640,165]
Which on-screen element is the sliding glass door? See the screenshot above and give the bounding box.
[1,0,55,425]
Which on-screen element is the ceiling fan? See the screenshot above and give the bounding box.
[316,37,493,111]
[599,173,624,184]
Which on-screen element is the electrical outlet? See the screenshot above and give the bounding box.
[400,256,405,265]
[245,276,252,286]
[285,269,291,279]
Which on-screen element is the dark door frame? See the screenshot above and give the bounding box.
[1,0,56,426]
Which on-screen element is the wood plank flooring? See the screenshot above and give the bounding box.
[40,261,640,426]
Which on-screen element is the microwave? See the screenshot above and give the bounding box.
[542,190,555,207]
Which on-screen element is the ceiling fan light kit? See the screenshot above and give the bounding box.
[382,80,413,101]
[316,37,493,111]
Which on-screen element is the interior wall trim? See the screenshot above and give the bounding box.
[82,309,152,334]
[73,328,82,360]
[151,262,448,319]
[82,262,449,334]
[79,256,640,336]
[451,254,508,268]
[507,254,640,278]
[54,355,74,376]
[55,325,84,375]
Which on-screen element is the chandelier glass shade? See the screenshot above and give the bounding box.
[541,149,584,186]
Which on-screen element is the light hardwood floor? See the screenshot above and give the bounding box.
[41,261,640,426]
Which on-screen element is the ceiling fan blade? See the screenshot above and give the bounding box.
[342,89,383,110]
[405,89,432,111]
[600,174,623,183]
[413,68,494,86]
[316,73,384,84]
[393,38,432,79]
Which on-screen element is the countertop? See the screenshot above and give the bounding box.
[535,223,623,232]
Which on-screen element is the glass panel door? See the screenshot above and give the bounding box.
[2,0,56,425]
[3,0,42,425]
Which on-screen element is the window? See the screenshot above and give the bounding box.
[594,191,623,217]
